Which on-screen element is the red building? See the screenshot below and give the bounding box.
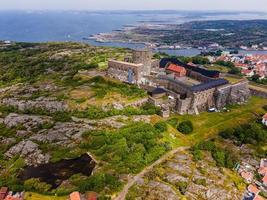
[0,188,8,200]
[166,64,187,78]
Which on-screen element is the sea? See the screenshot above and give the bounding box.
[1,10,267,56]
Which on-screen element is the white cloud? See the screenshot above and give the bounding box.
[0,0,266,11]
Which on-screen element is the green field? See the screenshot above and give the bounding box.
[168,96,266,145]
[24,193,67,200]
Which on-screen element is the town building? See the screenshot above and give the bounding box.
[70,192,82,200]
[166,64,187,78]
[262,114,267,126]
[0,188,8,200]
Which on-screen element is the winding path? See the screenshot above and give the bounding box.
[113,147,188,200]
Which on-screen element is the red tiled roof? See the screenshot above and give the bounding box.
[167,64,186,74]
[254,194,266,200]
[0,187,8,200]
[263,174,267,184]
[248,184,260,195]
[241,171,253,181]
[258,167,267,175]
[241,69,253,75]
[70,192,81,200]
[86,192,98,200]
[4,196,23,200]
[263,113,267,120]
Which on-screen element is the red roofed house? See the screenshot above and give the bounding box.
[262,114,267,126]
[241,69,254,77]
[248,184,260,195]
[86,192,98,200]
[0,187,8,200]
[263,174,267,186]
[241,171,253,183]
[166,64,187,78]
[254,194,265,200]
[70,192,81,200]
[4,195,23,200]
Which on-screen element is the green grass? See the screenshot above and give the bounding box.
[205,64,229,73]
[24,192,67,200]
[171,96,266,145]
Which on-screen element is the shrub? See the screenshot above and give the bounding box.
[24,178,52,193]
[192,149,203,161]
[78,173,121,193]
[166,118,179,128]
[52,111,72,122]
[177,120,193,134]
[154,121,167,132]
[175,181,188,195]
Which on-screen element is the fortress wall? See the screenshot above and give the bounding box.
[132,50,152,75]
[215,80,250,109]
[107,60,143,83]
[249,88,267,98]
[176,97,193,115]
[187,70,213,83]
[192,88,216,111]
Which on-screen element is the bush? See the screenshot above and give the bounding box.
[24,178,52,193]
[166,118,179,128]
[52,112,72,122]
[192,149,203,161]
[78,173,121,193]
[175,181,188,195]
[177,120,193,134]
[263,105,267,111]
[154,121,167,132]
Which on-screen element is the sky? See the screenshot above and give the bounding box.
[0,0,266,11]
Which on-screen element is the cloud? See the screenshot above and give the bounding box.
[0,0,266,11]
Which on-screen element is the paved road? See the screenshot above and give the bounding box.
[113,147,188,200]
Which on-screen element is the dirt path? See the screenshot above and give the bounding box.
[113,146,188,200]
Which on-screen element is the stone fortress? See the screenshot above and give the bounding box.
[107,50,250,115]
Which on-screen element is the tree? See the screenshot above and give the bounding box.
[24,178,52,193]
[177,120,193,134]
[154,121,167,132]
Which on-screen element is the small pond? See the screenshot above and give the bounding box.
[19,154,95,189]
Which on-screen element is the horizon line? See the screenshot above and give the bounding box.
[0,9,266,13]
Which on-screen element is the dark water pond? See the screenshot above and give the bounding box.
[19,154,95,189]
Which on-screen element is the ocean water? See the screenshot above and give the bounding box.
[0,11,267,56]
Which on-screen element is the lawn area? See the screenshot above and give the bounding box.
[24,192,67,200]
[223,75,243,84]
[205,64,229,73]
[171,96,266,145]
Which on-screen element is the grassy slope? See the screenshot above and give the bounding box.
[170,96,266,146]
[24,192,67,200]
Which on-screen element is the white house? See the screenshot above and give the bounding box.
[262,113,267,126]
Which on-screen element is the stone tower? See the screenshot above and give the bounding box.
[132,49,152,75]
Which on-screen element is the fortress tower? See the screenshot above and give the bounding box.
[132,49,152,75]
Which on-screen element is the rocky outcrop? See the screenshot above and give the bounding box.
[4,113,52,131]
[131,150,244,200]
[0,97,69,113]
[5,140,50,166]
[0,136,16,146]
[72,115,151,129]
[30,122,94,146]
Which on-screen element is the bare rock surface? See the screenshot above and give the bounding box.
[0,97,68,113]
[4,113,52,131]
[5,140,50,166]
[30,122,94,145]
[128,150,244,200]
[0,136,16,146]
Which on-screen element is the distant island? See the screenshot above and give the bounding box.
[90,20,267,50]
